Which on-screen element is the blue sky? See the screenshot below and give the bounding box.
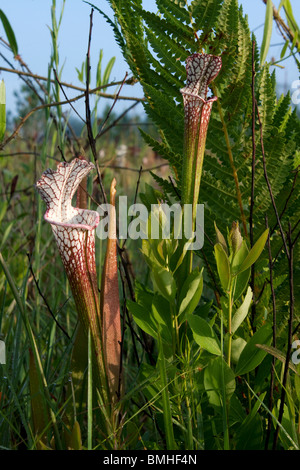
[1,0,299,117]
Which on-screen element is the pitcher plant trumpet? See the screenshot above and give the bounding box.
[36,158,122,407]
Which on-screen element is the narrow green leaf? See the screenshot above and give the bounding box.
[245,380,300,450]
[280,39,289,59]
[283,0,299,33]
[0,252,62,448]
[178,268,203,319]
[214,222,228,254]
[255,343,299,374]
[291,29,298,52]
[0,10,18,56]
[187,314,222,356]
[214,242,231,292]
[231,286,252,334]
[0,79,6,142]
[232,240,250,301]
[96,49,103,87]
[102,56,116,89]
[236,229,269,275]
[260,0,273,64]
[0,221,13,249]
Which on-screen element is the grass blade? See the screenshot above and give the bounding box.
[157,332,176,450]
[260,0,273,64]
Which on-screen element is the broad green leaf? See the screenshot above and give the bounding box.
[224,334,247,364]
[128,295,173,354]
[231,286,253,334]
[232,240,250,301]
[0,10,18,56]
[230,337,247,364]
[235,323,273,376]
[178,268,203,319]
[0,80,5,142]
[127,299,157,339]
[236,229,269,275]
[214,242,231,292]
[232,239,248,271]
[204,356,236,408]
[151,266,176,302]
[260,0,273,64]
[187,314,221,356]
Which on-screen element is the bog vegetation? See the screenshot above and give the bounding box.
[0,0,300,451]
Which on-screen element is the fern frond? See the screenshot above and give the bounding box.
[139,128,182,175]
[137,6,196,49]
[190,0,223,43]
[142,82,184,155]
[150,171,180,201]
[157,0,192,25]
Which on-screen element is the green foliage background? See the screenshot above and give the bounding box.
[0,0,300,451]
[98,0,300,332]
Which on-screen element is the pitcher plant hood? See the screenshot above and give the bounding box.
[180,53,222,208]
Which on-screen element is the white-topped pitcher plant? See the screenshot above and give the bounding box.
[36,158,122,411]
[179,53,222,280]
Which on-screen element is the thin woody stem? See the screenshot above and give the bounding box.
[264,214,276,450]
[273,223,294,450]
[0,64,138,95]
